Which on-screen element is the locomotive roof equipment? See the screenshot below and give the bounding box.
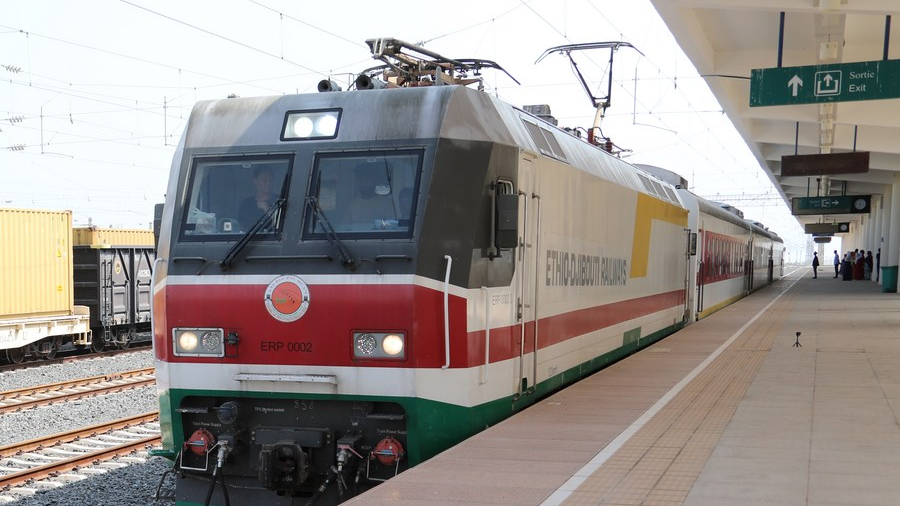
[350,37,520,91]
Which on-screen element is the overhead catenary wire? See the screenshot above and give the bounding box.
[118,0,328,78]
[418,1,532,46]
[520,1,681,136]
[0,0,798,235]
[4,75,187,117]
[579,0,768,186]
[507,0,780,217]
[1,0,376,151]
[531,3,785,230]
[245,0,364,50]
[0,24,293,96]
[487,0,750,184]
[3,1,345,224]
[0,26,288,155]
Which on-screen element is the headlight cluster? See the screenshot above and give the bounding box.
[282,110,341,140]
[353,332,405,360]
[173,328,225,357]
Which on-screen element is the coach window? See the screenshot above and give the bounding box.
[180,155,291,240]
[304,149,423,239]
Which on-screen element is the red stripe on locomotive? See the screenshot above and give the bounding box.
[155,283,448,367]
[156,283,685,369]
[463,289,685,364]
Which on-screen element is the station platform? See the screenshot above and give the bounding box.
[345,267,900,506]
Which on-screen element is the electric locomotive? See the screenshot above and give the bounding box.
[151,39,779,505]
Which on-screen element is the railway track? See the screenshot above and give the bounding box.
[0,345,150,373]
[0,368,156,414]
[0,412,161,494]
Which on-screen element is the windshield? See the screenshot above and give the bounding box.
[180,155,291,240]
[304,150,422,239]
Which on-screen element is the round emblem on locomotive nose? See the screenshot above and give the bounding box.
[264,275,311,322]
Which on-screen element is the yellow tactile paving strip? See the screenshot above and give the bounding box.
[559,288,800,506]
[348,271,900,506]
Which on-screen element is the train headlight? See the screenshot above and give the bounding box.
[353,332,405,360]
[382,334,404,356]
[173,328,225,357]
[292,116,314,137]
[178,331,198,351]
[282,110,341,140]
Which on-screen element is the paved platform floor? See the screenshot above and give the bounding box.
[346,268,900,506]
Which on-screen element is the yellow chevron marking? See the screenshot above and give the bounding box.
[630,193,688,278]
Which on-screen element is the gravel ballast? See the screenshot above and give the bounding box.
[0,350,176,505]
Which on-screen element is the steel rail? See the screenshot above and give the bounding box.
[0,345,151,373]
[0,368,156,413]
[0,411,159,458]
[0,433,161,489]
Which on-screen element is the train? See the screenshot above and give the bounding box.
[0,209,156,364]
[635,165,784,319]
[150,39,783,506]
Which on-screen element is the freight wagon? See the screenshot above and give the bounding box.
[0,208,155,363]
[73,227,156,351]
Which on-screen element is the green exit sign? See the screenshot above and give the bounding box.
[750,59,900,107]
[791,195,870,215]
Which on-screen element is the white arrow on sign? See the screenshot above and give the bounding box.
[788,75,803,96]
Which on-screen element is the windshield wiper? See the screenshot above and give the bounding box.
[219,198,285,270]
[306,196,358,271]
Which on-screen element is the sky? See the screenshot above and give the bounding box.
[1,0,809,259]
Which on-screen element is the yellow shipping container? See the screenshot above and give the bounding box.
[73,226,155,247]
[0,208,74,319]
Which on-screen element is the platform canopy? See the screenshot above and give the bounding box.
[650,0,900,231]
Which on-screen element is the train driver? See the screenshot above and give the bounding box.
[238,166,278,230]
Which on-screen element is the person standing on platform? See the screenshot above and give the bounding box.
[876,248,881,282]
[812,252,819,279]
[865,251,874,280]
[842,252,853,281]
[833,250,840,278]
[854,249,865,280]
